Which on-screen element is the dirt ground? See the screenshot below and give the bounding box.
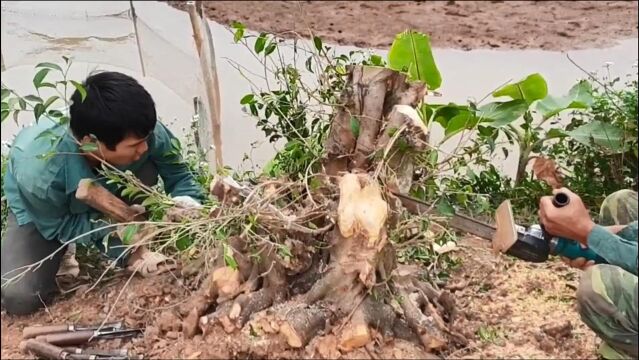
[1,235,598,359]
[166,1,638,50]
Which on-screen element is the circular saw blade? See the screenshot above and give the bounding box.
[493,200,518,253]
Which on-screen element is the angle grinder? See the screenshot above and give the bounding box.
[493,192,607,263]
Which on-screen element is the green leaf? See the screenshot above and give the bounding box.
[36,62,63,73]
[24,95,44,103]
[350,117,360,138]
[121,187,132,198]
[418,103,437,125]
[12,110,20,124]
[43,96,60,110]
[437,198,455,217]
[19,98,27,110]
[35,129,58,141]
[175,234,192,251]
[493,73,548,104]
[70,80,87,102]
[536,80,593,119]
[141,196,157,208]
[478,100,528,128]
[1,110,8,123]
[48,109,64,118]
[240,94,255,105]
[264,42,277,56]
[565,120,626,152]
[432,104,470,129]
[1,89,9,101]
[33,103,45,121]
[121,224,139,245]
[370,54,383,66]
[388,30,441,90]
[231,21,245,43]
[33,68,51,89]
[36,151,57,161]
[313,36,323,52]
[80,142,98,152]
[254,33,267,54]
[38,82,57,89]
[442,111,477,142]
[428,150,438,166]
[223,244,238,270]
[305,57,314,73]
[544,128,566,140]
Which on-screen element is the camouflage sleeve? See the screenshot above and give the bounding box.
[588,222,638,276]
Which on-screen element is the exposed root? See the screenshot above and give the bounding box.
[279,304,333,348]
[395,284,448,352]
[338,308,372,351]
[199,301,235,334]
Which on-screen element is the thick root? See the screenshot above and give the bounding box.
[199,301,236,335]
[279,304,332,348]
[230,288,277,328]
[395,285,448,352]
[338,308,371,352]
[181,266,242,338]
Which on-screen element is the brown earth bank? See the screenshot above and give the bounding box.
[1,236,598,359]
[165,1,638,50]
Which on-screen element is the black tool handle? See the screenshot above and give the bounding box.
[552,192,570,208]
[541,192,571,241]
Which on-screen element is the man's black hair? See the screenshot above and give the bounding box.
[69,71,157,150]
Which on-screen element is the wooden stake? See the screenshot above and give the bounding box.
[187,1,224,172]
[129,1,146,77]
[200,1,222,131]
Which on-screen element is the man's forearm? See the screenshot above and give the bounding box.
[587,222,638,275]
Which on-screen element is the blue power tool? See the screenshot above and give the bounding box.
[493,192,607,263]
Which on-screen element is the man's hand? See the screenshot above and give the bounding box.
[164,196,203,222]
[538,187,595,245]
[172,196,203,209]
[561,256,595,270]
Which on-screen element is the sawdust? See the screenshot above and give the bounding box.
[447,236,598,359]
